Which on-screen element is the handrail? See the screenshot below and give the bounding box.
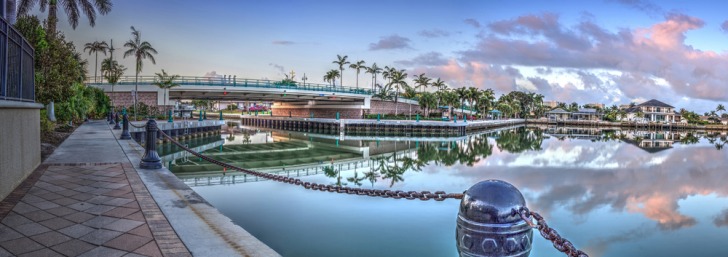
[85,76,374,95]
[0,16,36,103]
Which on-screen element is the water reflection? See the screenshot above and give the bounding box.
[160,126,728,257]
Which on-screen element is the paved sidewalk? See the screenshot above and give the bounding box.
[0,121,191,257]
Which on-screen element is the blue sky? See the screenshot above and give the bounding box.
[29,0,728,112]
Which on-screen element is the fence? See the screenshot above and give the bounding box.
[0,15,35,103]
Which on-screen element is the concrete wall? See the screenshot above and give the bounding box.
[108,92,159,109]
[0,100,43,201]
[272,107,362,119]
[369,100,422,116]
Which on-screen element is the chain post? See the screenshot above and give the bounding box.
[113,112,121,130]
[139,119,162,169]
[120,113,131,140]
[456,180,533,257]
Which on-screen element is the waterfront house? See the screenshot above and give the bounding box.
[571,108,602,121]
[621,99,677,123]
[546,108,571,121]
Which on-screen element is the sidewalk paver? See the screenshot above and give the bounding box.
[0,121,191,256]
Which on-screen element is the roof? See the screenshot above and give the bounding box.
[546,108,570,114]
[574,108,598,114]
[637,99,674,108]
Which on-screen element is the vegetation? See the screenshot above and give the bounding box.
[332,55,349,87]
[18,0,112,35]
[123,26,157,119]
[83,40,108,82]
[152,69,180,111]
[101,58,126,109]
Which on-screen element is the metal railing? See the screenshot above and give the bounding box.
[85,75,374,95]
[0,16,35,103]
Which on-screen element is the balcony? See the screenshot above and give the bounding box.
[0,15,35,103]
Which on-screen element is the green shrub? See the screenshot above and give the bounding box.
[39,109,55,135]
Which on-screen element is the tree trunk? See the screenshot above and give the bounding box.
[47,3,58,36]
[94,52,99,83]
[134,70,139,120]
[356,71,359,89]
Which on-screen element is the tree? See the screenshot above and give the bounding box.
[478,89,495,119]
[388,70,408,116]
[717,104,726,116]
[455,87,468,117]
[365,63,382,91]
[84,40,108,83]
[323,69,340,86]
[101,58,125,110]
[412,73,431,94]
[123,26,157,120]
[349,60,366,89]
[18,0,112,36]
[467,87,480,118]
[152,69,180,112]
[332,55,349,87]
[418,92,436,117]
[431,78,446,92]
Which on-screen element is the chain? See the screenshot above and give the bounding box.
[517,207,588,257]
[128,121,147,128]
[157,128,463,201]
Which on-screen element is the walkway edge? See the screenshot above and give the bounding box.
[111,124,281,257]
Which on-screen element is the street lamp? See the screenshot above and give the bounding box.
[302,73,308,87]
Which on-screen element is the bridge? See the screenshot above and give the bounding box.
[86,76,371,102]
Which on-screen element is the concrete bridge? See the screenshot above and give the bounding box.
[87,76,475,118]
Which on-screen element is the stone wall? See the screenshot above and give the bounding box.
[369,100,422,116]
[0,101,43,201]
[272,108,363,119]
[108,92,158,109]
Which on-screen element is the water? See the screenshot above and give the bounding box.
[160,126,728,257]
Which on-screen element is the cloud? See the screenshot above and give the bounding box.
[411,60,521,92]
[714,209,728,227]
[721,20,728,33]
[418,29,450,38]
[394,52,448,67]
[609,0,664,17]
[272,40,295,45]
[369,35,412,50]
[268,63,285,75]
[203,71,221,78]
[456,12,728,102]
[464,18,481,28]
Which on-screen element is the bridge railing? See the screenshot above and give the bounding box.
[0,16,36,103]
[86,76,375,95]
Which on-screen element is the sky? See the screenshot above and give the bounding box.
[26,0,728,113]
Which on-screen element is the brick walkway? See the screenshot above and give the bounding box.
[0,122,191,257]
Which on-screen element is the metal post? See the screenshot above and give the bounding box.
[168,110,173,123]
[456,180,533,257]
[255,110,258,116]
[203,111,207,120]
[107,111,111,122]
[220,110,224,120]
[198,110,203,121]
[120,112,131,140]
[139,119,162,169]
[310,112,314,119]
[336,112,340,120]
[377,114,380,122]
[416,114,420,122]
[113,113,121,130]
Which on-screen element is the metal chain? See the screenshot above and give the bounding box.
[517,207,588,257]
[128,121,147,128]
[157,128,463,201]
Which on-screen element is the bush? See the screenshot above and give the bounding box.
[40,109,55,134]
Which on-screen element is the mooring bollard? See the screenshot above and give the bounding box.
[198,110,203,121]
[456,180,533,257]
[416,114,420,122]
[377,114,380,122]
[139,119,162,169]
[113,113,121,130]
[107,111,111,122]
[120,113,131,140]
[336,112,340,120]
[203,111,207,120]
[109,111,116,124]
[220,110,224,120]
[168,110,173,123]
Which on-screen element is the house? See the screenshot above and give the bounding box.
[571,108,602,121]
[620,131,683,153]
[546,108,570,120]
[620,99,678,123]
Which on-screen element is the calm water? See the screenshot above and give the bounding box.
[161,126,728,257]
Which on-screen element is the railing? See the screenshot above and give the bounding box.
[0,16,35,102]
[85,75,374,95]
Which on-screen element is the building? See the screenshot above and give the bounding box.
[583,103,604,109]
[620,99,677,123]
[546,108,570,120]
[543,100,559,109]
[571,108,602,121]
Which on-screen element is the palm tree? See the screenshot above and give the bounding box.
[123,26,157,120]
[332,55,349,87]
[478,89,495,119]
[323,69,340,86]
[101,58,125,111]
[17,0,112,36]
[431,78,446,92]
[152,69,180,112]
[467,87,479,118]
[349,60,366,89]
[412,73,431,94]
[388,70,408,116]
[366,63,382,91]
[717,104,726,116]
[84,41,108,83]
[455,87,468,119]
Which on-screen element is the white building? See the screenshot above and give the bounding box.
[620,99,679,123]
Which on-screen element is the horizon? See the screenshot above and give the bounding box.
[26,0,728,113]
